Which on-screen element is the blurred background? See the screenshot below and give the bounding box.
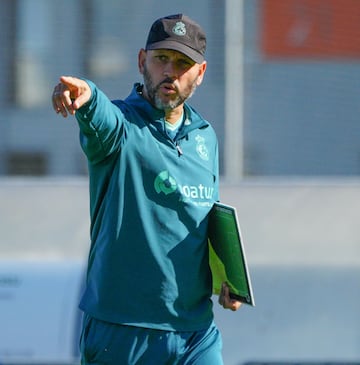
[0,0,359,364]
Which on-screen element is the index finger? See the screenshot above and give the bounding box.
[59,76,84,90]
[59,76,91,110]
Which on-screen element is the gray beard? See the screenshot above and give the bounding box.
[143,65,198,111]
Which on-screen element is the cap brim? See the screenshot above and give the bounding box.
[146,40,204,64]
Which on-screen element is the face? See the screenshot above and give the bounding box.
[138,49,207,111]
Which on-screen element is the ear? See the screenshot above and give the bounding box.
[196,61,207,86]
[138,49,147,74]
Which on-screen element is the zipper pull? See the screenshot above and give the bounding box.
[176,142,183,156]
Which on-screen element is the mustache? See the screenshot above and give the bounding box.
[157,78,178,90]
[160,77,175,84]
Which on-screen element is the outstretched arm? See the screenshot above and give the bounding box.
[52,76,92,118]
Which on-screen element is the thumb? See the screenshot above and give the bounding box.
[73,92,91,110]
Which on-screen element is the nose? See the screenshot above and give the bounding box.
[163,61,177,79]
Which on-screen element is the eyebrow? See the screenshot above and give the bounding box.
[152,49,193,61]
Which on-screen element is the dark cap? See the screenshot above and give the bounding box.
[145,14,206,64]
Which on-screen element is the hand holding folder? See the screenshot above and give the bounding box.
[208,202,255,306]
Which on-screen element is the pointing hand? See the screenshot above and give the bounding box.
[52,76,91,118]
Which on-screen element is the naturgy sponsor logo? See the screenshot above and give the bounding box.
[154,170,214,204]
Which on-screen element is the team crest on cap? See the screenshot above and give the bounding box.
[172,21,186,36]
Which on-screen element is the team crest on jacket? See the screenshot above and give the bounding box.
[195,135,209,161]
[172,22,186,36]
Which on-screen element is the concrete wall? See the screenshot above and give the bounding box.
[217,179,360,364]
[0,178,359,364]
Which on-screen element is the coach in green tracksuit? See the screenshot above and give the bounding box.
[52,14,241,365]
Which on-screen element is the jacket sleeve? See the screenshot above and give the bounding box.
[75,80,126,164]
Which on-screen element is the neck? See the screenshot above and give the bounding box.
[164,106,184,124]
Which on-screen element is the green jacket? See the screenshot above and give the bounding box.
[77,82,219,331]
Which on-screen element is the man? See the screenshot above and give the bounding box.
[52,14,241,365]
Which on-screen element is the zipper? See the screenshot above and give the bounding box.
[175,141,183,156]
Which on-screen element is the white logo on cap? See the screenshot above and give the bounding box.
[172,21,186,36]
